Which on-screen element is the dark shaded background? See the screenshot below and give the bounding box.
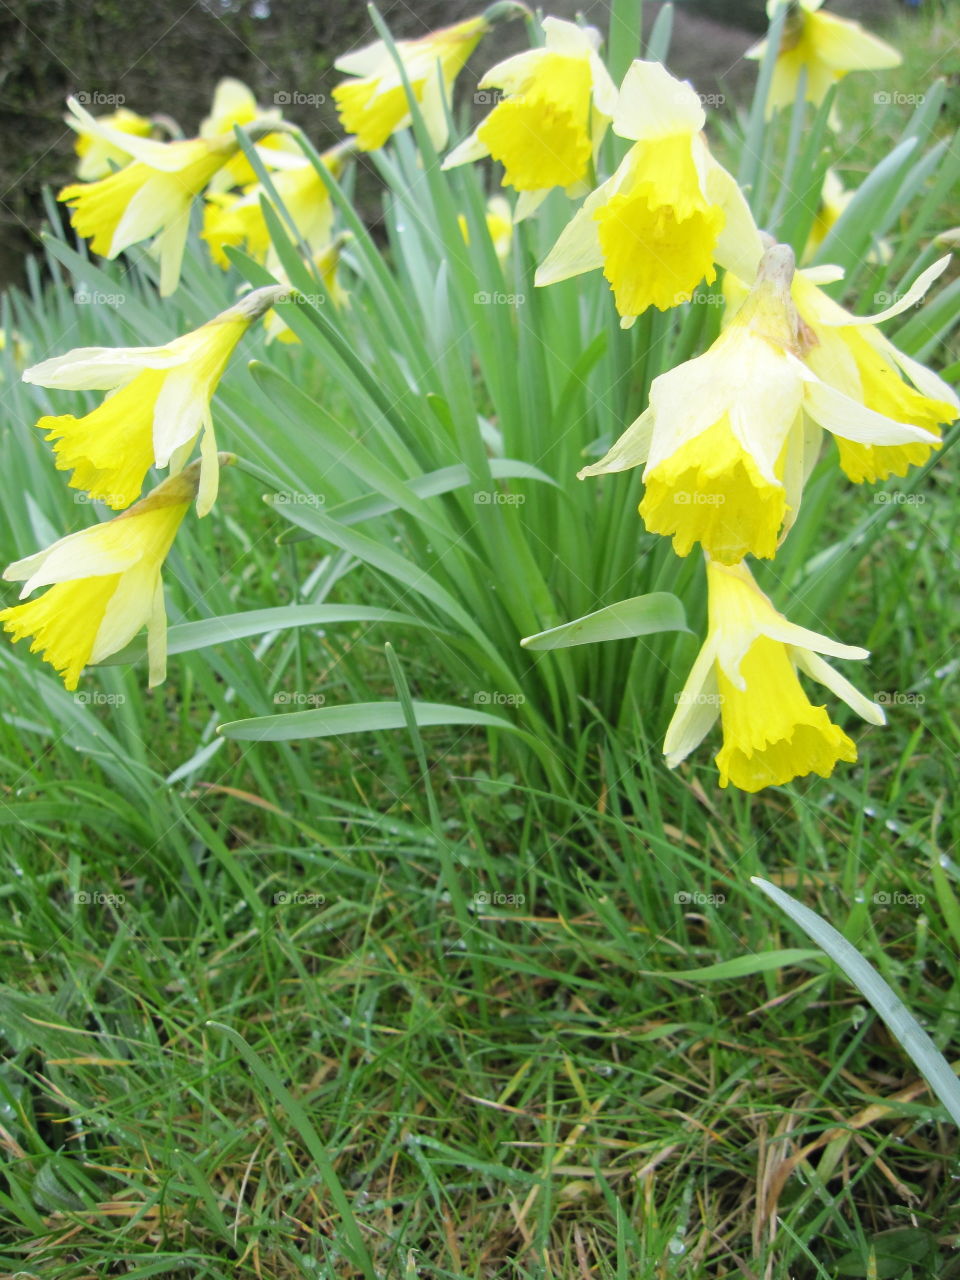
[0,0,900,285]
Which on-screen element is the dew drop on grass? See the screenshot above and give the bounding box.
[668,1239,686,1256]
[863,806,876,818]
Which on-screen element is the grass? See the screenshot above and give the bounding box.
[1,4,959,1278]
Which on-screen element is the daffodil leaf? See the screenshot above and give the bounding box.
[218,700,520,742]
[521,593,688,650]
[752,877,960,1127]
[275,459,561,544]
[96,605,431,668]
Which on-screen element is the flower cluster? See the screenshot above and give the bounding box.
[2,1,955,795]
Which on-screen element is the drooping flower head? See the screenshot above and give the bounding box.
[536,61,764,324]
[789,258,958,483]
[0,459,223,690]
[202,145,346,272]
[443,17,617,221]
[59,98,278,295]
[748,0,901,120]
[23,286,285,517]
[70,105,155,181]
[200,77,291,190]
[665,559,884,792]
[333,12,496,152]
[579,245,940,562]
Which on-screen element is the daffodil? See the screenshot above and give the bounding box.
[23,286,283,517]
[332,14,491,152]
[536,61,764,324]
[578,245,940,563]
[665,559,883,792]
[458,195,513,263]
[442,17,617,221]
[200,77,291,190]
[70,105,155,181]
[202,146,344,271]
[748,0,901,120]
[264,240,351,344]
[59,98,275,295]
[790,257,958,482]
[802,169,890,264]
[0,459,219,690]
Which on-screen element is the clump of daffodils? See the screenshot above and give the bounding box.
[4,2,953,801]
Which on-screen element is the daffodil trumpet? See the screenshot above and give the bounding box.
[0,457,231,690]
[665,558,884,792]
[442,16,618,222]
[23,286,285,517]
[535,60,764,323]
[579,244,940,563]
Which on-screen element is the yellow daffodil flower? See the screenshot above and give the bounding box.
[264,240,351,344]
[200,77,292,190]
[0,459,221,690]
[202,145,344,271]
[59,98,275,295]
[536,61,764,324]
[23,286,284,517]
[333,14,491,152]
[665,558,884,792]
[790,257,958,482]
[458,195,513,263]
[748,0,901,119]
[442,17,617,222]
[70,105,155,181]
[802,169,890,264]
[578,245,939,563]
